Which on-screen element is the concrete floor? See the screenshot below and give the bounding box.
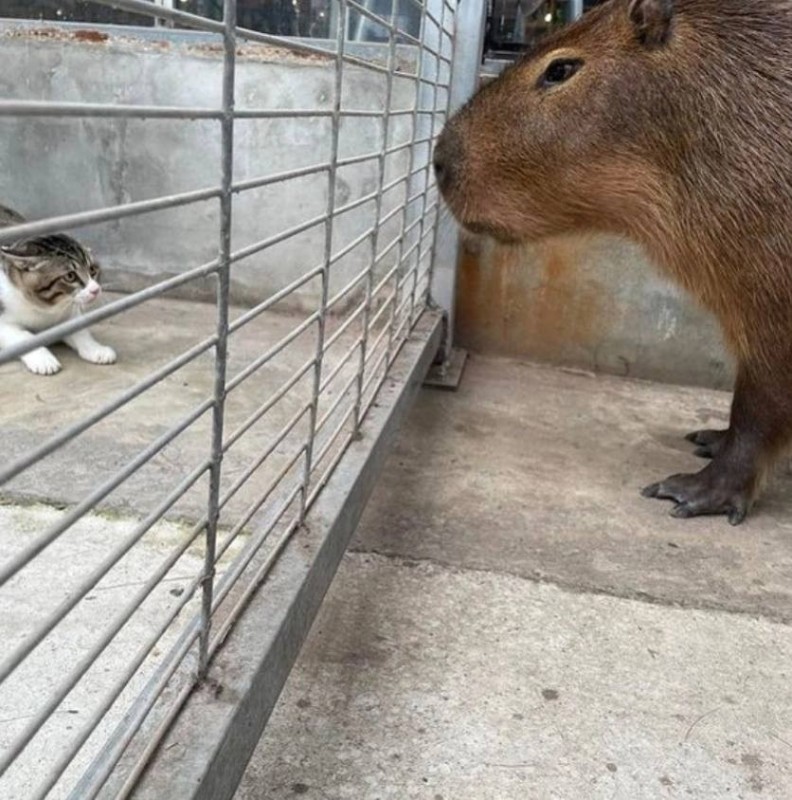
[236,354,792,800]
[3,299,792,799]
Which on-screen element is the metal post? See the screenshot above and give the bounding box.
[199,0,237,677]
[568,0,584,20]
[302,0,347,514]
[429,0,486,363]
[354,0,401,428]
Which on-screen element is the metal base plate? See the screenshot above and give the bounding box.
[424,347,468,391]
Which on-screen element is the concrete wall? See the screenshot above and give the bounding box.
[0,22,423,311]
[455,233,734,390]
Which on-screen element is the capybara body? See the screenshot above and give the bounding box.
[434,0,792,524]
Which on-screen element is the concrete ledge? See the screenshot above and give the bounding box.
[105,310,442,799]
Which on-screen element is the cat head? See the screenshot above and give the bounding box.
[1,234,102,311]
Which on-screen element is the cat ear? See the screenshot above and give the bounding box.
[1,248,43,271]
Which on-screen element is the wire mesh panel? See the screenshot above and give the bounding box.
[0,0,458,796]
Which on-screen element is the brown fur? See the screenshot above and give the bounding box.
[435,0,792,523]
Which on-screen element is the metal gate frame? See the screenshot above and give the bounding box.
[119,4,486,797]
[0,0,485,797]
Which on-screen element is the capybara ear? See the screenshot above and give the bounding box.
[628,0,674,47]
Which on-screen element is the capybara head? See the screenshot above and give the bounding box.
[434,0,717,246]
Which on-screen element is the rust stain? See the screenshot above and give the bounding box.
[456,234,612,362]
[72,29,109,43]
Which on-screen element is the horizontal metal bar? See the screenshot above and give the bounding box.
[226,311,320,393]
[332,190,378,218]
[0,100,222,119]
[73,616,202,800]
[231,161,331,194]
[319,336,362,394]
[90,0,225,31]
[329,228,374,270]
[0,399,213,591]
[346,0,421,46]
[323,300,366,352]
[315,371,358,436]
[233,24,393,77]
[367,289,398,334]
[327,265,369,311]
[0,259,219,364]
[377,197,410,229]
[0,188,221,247]
[217,403,310,517]
[384,134,432,158]
[228,265,323,335]
[5,459,210,792]
[115,480,305,797]
[0,336,216,486]
[127,312,443,800]
[306,428,356,508]
[207,510,302,659]
[221,453,304,557]
[311,403,355,475]
[371,256,402,300]
[0,403,213,690]
[223,357,315,452]
[228,212,327,265]
[336,150,380,169]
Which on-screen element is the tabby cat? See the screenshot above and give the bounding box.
[0,204,116,375]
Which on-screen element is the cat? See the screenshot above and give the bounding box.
[0,203,116,375]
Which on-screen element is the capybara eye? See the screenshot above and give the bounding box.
[540,59,583,88]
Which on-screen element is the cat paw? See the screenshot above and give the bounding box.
[80,344,117,365]
[23,348,62,376]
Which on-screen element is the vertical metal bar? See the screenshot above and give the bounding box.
[301,0,347,516]
[568,0,584,21]
[428,0,486,359]
[409,0,448,324]
[422,0,454,314]
[199,0,237,677]
[353,0,401,428]
[382,0,429,367]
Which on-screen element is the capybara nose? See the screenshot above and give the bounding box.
[433,124,462,194]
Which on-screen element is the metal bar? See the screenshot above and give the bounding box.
[228,265,323,335]
[0,399,214,591]
[232,161,331,194]
[10,460,210,797]
[217,403,310,516]
[233,24,393,77]
[0,100,222,119]
[0,187,221,247]
[0,401,213,679]
[91,0,226,31]
[301,0,347,522]
[0,259,219,365]
[114,483,304,799]
[326,264,369,311]
[0,335,216,486]
[108,171,443,800]
[319,336,362,393]
[228,212,328,266]
[322,299,366,352]
[226,311,320,393]
[316,370,359,436]
[352,0,402,429]
[223,357,315,452]
[199,0,237,677]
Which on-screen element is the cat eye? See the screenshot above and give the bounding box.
[540,58,584,89]
[64,271,78,283]
[89,264,99,277]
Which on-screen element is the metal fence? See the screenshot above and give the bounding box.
[0,0,472,795]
